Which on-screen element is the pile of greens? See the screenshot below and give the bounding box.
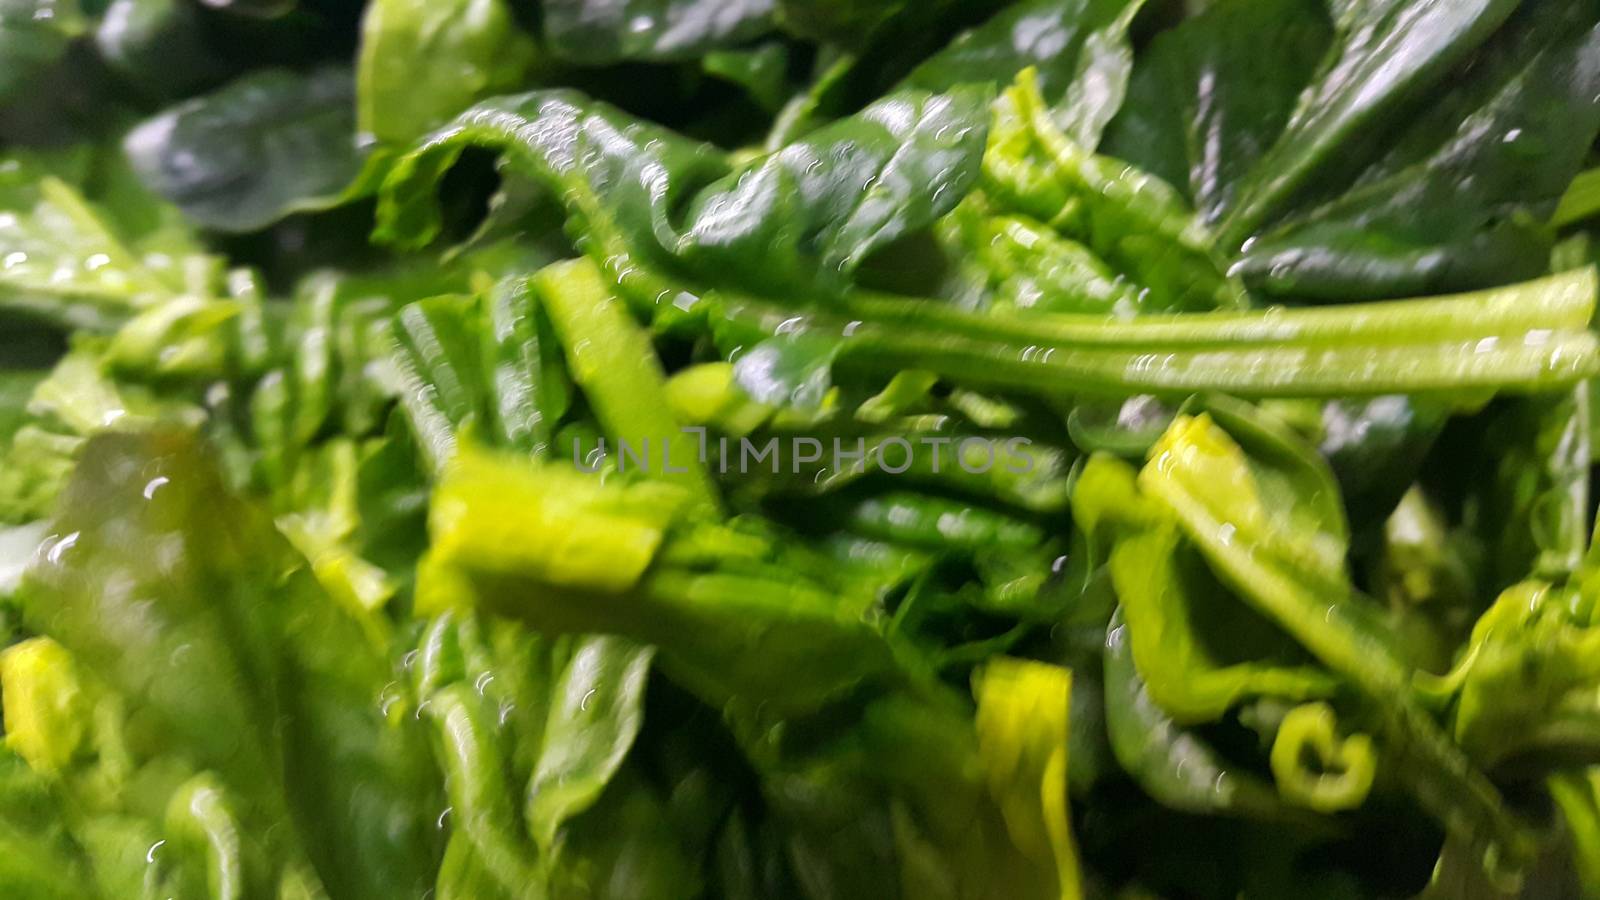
[8,0,1600,896]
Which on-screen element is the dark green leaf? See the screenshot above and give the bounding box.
[681,83,992,294]
[377,84,990,299]
[1434,385,1594,590]
[1218,0,1520,248]
[774,0,903,47]
[907,0,1146,146]
[125,66,371,232]
[0,0,86,105]
[543,0,776,64]
[1100,0,1332,225]
[1317,395,1447,533]
[94,0,234,97]
[1102,608,1297,820]
[1234,2,1600,301]
[547,767,703,900]
[701,42,791,112]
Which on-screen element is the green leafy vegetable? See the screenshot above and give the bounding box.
[356,0,536,145]
[5,2,1600,895]
[0,158,193,331]
[378,82,992,298]
[1139,404,1535,875]
[94,0,233,97]
[907,0,1145,146]
[0,0,86,104]
[543,0,776,64]
[1102,607,1298,821]
[1233,1,1600,300]
[1101,0,1331,225]
[534,259,719,509]
[1217,0,1520,248]
[1076,453,1337,724]
[125,66,373,232]
[524,635,653,851]
[18,431,445,898]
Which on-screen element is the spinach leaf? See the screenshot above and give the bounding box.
[0,746,100,899]
[0,332,211,526]
[972,657,1083,899]
[12,0,1600,893]
[907,0,1146,146]
[357,0,536,145]
[94,0,233,97]
[683,85,990,292]
[525,636,654,851]
[546,767,701,900]
[1140,406,1397,689]
[0,427,77,524]
[1235,1,1600,301]
[1317,395,1448,534]
[1217,0,1520,249]
[983,71,1247,312]
[0,636,90,776]
[1552,771,1600,892]
[377,83,990,299]
[1100,0,1332,225]
[773,0,905,47]
[240,265,444,494]
[406,613,672,899]
[1554,165,1600,227]
[0,157,187,332]
[543,0,776,64]
[0,639,231,898]
[425,677,544,893]
[748,690,1068,900]
[702,42,792,111]
[1102,607,1298,821]
[0,0,86,105]
[1076,453,1337,725]
[424,445,899,715]
[125,66,373,232]
[20,430,445,898]
[1448,580,1600,767]
[1437,386,1594,592]
[273,436,413,622]
[947,210,1151,315]
[483,273,570,457]
[1139,405,1535,876]
[535,259,719,508]
[388,292,489,472]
